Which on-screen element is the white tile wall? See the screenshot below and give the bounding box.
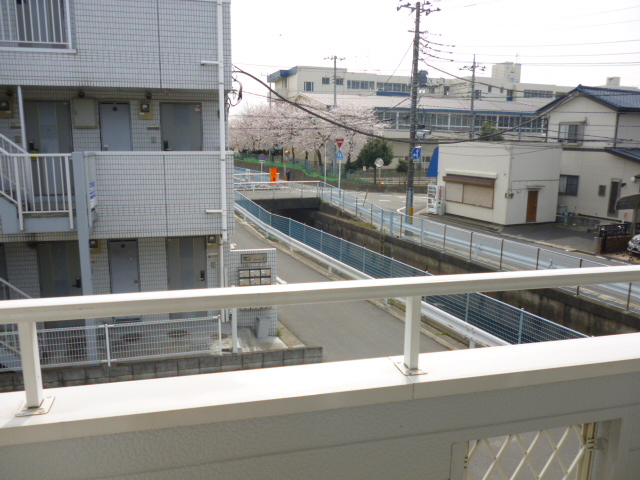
[0,1,232,90]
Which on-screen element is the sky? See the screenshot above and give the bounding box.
[230,0,640,109]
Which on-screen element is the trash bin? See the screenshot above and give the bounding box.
[255,317,270,339]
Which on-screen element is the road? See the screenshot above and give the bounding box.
[232,220,449,362]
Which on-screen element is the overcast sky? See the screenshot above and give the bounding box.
[230,0,640,108]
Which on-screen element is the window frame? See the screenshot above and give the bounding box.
[303,81,314,92]
[559,175,579,196]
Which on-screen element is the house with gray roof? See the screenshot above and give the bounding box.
[538,86,640,224]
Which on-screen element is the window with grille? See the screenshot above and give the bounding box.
[559,175,579,196]
[558,123,584,144]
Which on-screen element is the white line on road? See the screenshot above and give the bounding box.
[276,277,287,284]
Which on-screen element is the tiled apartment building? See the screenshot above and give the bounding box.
[0,1,279,336]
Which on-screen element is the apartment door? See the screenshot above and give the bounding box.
[166,237,206,318]
[160,103,203,151]
[99,103,133,151]
[24,101,72,153]
[24,101,73,198]
[108,240,140,294]
[526,190,538,222]
[37,241,82,305]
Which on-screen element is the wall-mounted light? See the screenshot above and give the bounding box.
[145,92,152,100]
[78,91,85,98]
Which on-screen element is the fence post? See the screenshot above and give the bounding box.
[355,198,358,218]
[371,204,373,224]
[399,214,403,238]
[390,212,394,236]
[443,225,447,251]
[104,323,112,367]
[627,282,633,311]
[403,295,422,373]
[577,258,583,296]
[535,248,541,270]
[517,308,525,344]
[464,293,470,323]
[381,209,385,233]
[469,232,474,260]
[499,238,505,270]
[420,220,424,246]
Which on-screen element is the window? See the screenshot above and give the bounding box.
[488,86,492,93]
[559,175,579,196]
[379,83,409,93]
[442,175,495,208]
[322,77,330,85]
[598,185,606,197]
[500,87,504,94]
[347,80,375,90]
[474,90,482,99]
[444,86,450,96]
[558,123,584,144]
[304,81,314,92]
[524,90,554,98]
[335,78,343,86]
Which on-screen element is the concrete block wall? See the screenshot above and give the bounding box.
[0,346,323,392]
[0,0,232,90]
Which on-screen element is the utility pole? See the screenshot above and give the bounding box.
[325,55,344,108]
[460,55,484,139]
[398,1,439,223]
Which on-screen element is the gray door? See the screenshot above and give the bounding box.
[37,242,82,298]
[166,237,206,318]
[160,103,203,151]
[24,101,74,200]
[24,101,73,153]
[108,240,140,294]
[99,103,133,151]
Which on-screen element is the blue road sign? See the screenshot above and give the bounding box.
[411,146,422,161]
[336,150,345,161]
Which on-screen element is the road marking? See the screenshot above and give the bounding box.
[378,199,391,202]
[276,277,287,284]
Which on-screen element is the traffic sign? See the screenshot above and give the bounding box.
[336,138,344,149]
[411,146,422,161]
[336,150,345,161]
[259,154,266,163]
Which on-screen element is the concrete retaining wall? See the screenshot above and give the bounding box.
[308,205,640,336]
[0,346,323,393]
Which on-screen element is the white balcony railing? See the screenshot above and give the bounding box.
[0,146,74,230]
[2,266,640,478]
[0,0,72,49]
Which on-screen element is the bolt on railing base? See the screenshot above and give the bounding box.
[393,360,428,376]
[15,396,55,417]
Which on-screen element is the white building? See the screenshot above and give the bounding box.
[0,0,278,346]
[436,143,561,225]
[538,86,640,222]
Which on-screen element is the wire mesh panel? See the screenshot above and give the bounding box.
[444,226,472,258]
[464,423,596,480]
[38,325,107,368]
[578,259,634,311]
[471,233,503,269]
[423,220,446,249]
[501,240,539,271]
[537,250,582,271]
[520,310,587,343]
[107,317,220,363]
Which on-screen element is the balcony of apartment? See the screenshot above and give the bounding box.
[0,0,73,52]
[1,266,640,478]
[0,132,232,235]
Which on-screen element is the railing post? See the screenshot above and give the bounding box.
[370,204,373,224]
[627,282,633,311]
[390,211,394,236]
[403,295,422,373]
[469,232,474,260]
[16,322,46,411]
[420,220,424,246]
[64,155,74,229]
[499,238,505,270]
[13,156,24,231]
[355,198,358,218]
[535,248,541,270]
[104,323,112,367]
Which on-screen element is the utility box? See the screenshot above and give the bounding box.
[255,317,270,339]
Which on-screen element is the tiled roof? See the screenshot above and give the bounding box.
[577,86,640,111]
[607,148,640,164]
[298,93,539,114]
